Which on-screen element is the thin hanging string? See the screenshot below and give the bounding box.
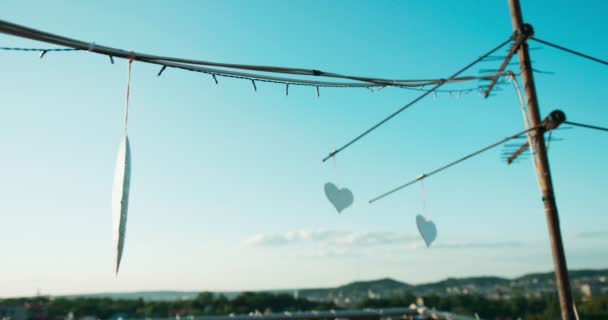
[420,179,428,216]
[331,152,338,183]
[124,58,133,135]
[332,153,336,169]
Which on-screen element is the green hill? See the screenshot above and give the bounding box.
[57,268,608,302]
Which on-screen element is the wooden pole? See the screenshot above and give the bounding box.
[507,1,576,319]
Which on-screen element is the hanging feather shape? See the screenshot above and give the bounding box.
[112,134,131,274]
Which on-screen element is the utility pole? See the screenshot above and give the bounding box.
[507,1,576,319]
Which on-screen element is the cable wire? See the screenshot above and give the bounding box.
[368,126,538,203]
[0,46,79,52]
[507,72,539,169]
[0,19,497,89]
[321,38,513,162]
[564,121,608,132]
[531,37,607,66]
[0,44,506,91]
[484,32,528,97]
[0,44,506,92]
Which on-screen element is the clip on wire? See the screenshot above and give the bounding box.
[87,42,96,52]
[285,84,289,96]
[251,80,257,92]
[157,65,167,77]
[212,74,218,85]
[109,56,115,64]
[39,50,47,59]
[316,86,320,98]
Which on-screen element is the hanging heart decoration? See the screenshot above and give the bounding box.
[324,182,354,213]
[416,214,437,247]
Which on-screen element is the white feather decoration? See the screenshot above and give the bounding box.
[112,134,131,274]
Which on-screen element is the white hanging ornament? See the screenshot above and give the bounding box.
[112,134,131,274]
[112,59,134,275]
[324,182,354,213]
[416,214,437,247]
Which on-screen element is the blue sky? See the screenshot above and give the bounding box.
[0,0,606,297]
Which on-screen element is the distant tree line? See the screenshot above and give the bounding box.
[358,292,608,320]
[1,291,607,320]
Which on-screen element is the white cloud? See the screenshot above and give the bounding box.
[242,229,418,248]
[433,241,522,249]
[577,231,608,239]
[241,233,290,247]
[242,230,523,259]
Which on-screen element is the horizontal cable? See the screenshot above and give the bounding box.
[369,126,538,203]
[531,37,607,66]
[0,46,79,52]
[0,19,495,89]
[322,37,513,162]
[148,58,389,88]
[397,86,480,94]
[0,45,504,94]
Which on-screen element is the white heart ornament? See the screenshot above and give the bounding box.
[416,214,437,247]
[324,182,354,213]
[112,135,131,274]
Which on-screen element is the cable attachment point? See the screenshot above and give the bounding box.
[513,23,534,42]
[522,23,535,38]
[251,80,257,92]
[541,191,555,203]
[39,50,47,59]
[109,56,115,64]
[127,51,136,63]
[212,74,218,85]
[541,109,566,131]
[322,150,337,162]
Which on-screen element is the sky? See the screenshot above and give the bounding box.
[0,0,606,298]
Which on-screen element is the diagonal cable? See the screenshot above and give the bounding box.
[368,126,538,203]
[531,37,607,66]
[564,121,608,132]
[322,38,513,162]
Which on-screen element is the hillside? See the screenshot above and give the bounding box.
[60,268,608,303]
[298,278,411,302]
